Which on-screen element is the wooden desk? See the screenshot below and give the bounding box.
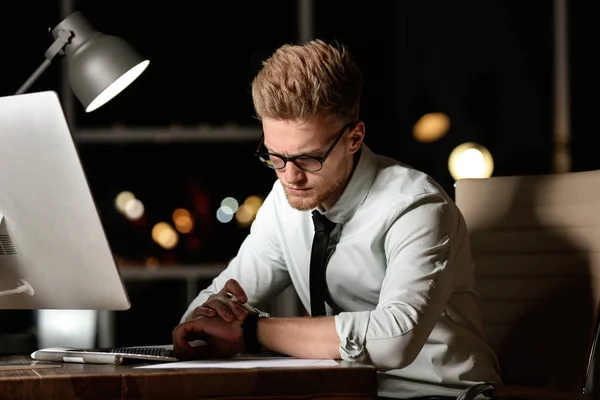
[0,355,377,400]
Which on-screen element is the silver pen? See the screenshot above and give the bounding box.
[226,293,270,318]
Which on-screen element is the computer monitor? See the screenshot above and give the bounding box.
[0,91,130,311]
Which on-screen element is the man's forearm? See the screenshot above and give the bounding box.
[257,316,341,359]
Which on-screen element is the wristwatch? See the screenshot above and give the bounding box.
[241,308,269,354]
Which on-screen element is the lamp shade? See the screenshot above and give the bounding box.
[52,12,149,112]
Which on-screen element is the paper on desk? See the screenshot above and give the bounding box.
[135,358,339,369]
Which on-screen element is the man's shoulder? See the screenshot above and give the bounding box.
[364,153,463,233]
[370,153,448,206]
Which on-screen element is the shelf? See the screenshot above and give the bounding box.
[73,126,262,144]
[119,265,226,281]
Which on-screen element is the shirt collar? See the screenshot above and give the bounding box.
[319,144,378,224]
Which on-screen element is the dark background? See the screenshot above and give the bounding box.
[1,0,599,345]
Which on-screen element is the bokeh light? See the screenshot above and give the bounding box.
[151,222,179,250]
[221,197,239,213]
[413,112,450,143]
[123,198,145,220]
[448,142,494,180]
[114,191,135,213]
[172,208,194,234]
[216,206,234,223]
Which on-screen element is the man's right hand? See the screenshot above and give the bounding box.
[186,279,249,323]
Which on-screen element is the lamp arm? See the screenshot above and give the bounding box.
[15,29,74,95]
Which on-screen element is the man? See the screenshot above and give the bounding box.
[173,40,501,399]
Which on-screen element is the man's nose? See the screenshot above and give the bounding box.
[283,162,305,184]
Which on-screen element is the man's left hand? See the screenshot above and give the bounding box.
[172,316,244,359]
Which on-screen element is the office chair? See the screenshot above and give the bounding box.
[454,170,600,400]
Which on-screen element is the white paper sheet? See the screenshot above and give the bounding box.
[135,358,339,369]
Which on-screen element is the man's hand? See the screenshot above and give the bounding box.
[186,279,249,323]
[173,316,244,359]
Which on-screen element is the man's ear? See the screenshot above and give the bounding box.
[348,121,365,154]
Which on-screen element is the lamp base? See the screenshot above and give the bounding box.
[0,332,37,354]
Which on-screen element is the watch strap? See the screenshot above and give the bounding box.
[241,312,263,354]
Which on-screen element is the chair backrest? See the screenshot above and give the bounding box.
[455,170,600,393]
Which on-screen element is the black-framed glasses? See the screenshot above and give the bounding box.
[254,121,357,173]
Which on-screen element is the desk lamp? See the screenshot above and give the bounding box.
[16,11,149,112]
[0,10,149,354]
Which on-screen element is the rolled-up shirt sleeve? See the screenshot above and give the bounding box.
[181,185,291,322]
[335,192,457,371]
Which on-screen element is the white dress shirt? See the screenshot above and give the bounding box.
[182,144,501,398]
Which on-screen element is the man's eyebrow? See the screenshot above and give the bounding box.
[264,144,324,157]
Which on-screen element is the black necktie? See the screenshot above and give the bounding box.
[310,210,337,316]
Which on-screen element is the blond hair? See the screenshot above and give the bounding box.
[251,40,363,123]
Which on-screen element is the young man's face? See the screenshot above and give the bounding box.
[262,116,364,211]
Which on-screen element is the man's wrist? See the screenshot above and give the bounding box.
[241,312,265,353]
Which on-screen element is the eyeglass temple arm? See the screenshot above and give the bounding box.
[321,121,356,160]
[254,134,265,155]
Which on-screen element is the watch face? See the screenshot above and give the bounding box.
[257,311,270,318]
[247,305,269,318]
